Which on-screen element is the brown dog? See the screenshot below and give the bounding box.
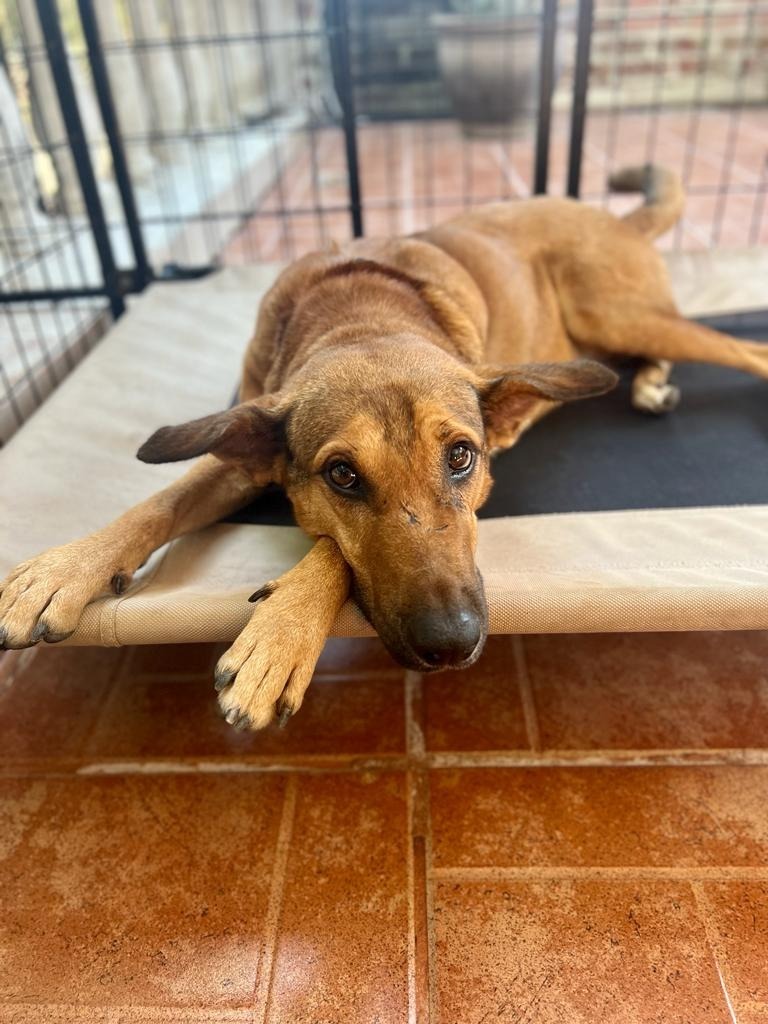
[3,165,768,730]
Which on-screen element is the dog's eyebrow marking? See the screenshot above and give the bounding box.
[430,409,484,445]
[311,437,362,473]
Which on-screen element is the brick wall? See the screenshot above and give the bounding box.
[351,0,767,119]
[574,0,768,109]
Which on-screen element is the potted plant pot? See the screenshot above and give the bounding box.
[431,2,572,138]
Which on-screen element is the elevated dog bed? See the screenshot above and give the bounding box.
[2,256,768,646]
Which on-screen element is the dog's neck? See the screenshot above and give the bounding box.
[276,260,485,382]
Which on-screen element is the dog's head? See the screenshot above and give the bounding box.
[138,337,615,671]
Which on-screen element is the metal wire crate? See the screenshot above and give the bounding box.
[0,0,766,443]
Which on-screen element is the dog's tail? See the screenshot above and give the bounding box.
[608,164,685,240]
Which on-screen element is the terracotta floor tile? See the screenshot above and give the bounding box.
[266,773,409,1023]
[430,766,768,868]
[697,882,768,1008]
[422,636,529,752]
[223,109,764,264]
[313,636,401,678]
[524,631,768,750]
[0,646,125,762]
[85,670,405,759]
[127,643,220,678]
[0,774,286,1007]
[434,880,732,1024]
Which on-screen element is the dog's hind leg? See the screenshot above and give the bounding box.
[214,537,351,730]
[632,359,680,414]
[574,308,768,384]
[0,456,259,649]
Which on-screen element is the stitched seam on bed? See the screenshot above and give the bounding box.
[479,563,768,573]
[478,504,768,523]
[106,540,178,645]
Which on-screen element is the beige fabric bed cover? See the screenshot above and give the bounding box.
[2,256,768,645]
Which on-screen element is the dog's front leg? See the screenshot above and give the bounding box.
[0,457,258,649]
[214,537,351,730]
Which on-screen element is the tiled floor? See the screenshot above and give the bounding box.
[1,632,768,1022]
[221,108,768,265]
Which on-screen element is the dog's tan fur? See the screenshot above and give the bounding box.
[3,166,768,730]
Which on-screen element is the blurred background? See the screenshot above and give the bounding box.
[0,0,766,442]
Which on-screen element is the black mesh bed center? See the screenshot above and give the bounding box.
[227,313,768,527]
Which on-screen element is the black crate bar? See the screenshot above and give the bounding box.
[33,0,125,319]
[76,0,151,292]
[534,0,559,195]
[0,0,765,304]
[327,0,364,237]
[567,0,594,198]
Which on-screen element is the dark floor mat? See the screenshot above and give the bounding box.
[226,314,768,525]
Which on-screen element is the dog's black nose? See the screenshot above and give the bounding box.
[407,607,483,668]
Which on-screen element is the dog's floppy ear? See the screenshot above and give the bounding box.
[136,396,284,470]
[476,359,618,448]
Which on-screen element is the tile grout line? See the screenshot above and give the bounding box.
[404,672,418,1024]
[490,143,530,197]
[74,754,409,776]
[423,781,440,1024]
[716,956,740,1024]
[434,866,768,882]
[512,636,541,753]
[406,763,418,1024]
[690,881,740,1024]
[399,123,417,236]
[405,670,434,1024]
[6,747,768,779]
[405,670,426,760]
[252,775,298,1024]
[427,749,768,768]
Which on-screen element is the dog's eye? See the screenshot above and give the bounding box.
[448,443,474,475]
[327,460,359,491]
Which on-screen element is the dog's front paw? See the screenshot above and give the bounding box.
[0,542,128,649]
[214,585,324,731]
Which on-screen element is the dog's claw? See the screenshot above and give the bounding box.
[224,706,251,730]
[30,621,48,643]
[277,704,293,729]
[214,666,236,692]
[0,626,7,649]
[44,629,73,645]
[111,572,130,595]
[248,582,275,603]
